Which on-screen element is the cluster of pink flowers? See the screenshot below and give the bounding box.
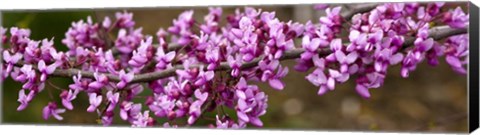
[0,2,469,128]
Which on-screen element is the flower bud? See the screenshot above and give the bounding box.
[145,96,154,106]
[59,90,68,99]
[167,111,176,120]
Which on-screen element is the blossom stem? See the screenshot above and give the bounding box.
[45,81,57,100]
[47,80,64,91]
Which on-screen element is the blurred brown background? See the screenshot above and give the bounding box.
[1,2,468,133]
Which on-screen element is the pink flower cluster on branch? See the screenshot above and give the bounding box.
[0,2,469,128]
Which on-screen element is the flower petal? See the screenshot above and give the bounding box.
[446,55,462,68]
[356,85,371,98]
[327,77,335,90]
[237,99,248,111]
[389,53,404,65]
[62,99,73,110]
[268,79,284,90]
[335,51,346,63]
[317,85,328,95]
[237,111,250,122]
[165,52,176,61]
[249,117,264,127]
[345,51,358,64]
[38,60,46,71]
[237,77,247,88]
[42,106,51,120]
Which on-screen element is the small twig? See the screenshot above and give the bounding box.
[200,116,216,121]
[5,6,467,85]
[45,81,58,99]
[220,105,228,117]
[46,80,64,91]
[201,99,213,114]
[98,87,121,120]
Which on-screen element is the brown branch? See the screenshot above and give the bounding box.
[9,25,467,83]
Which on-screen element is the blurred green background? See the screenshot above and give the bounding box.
[1,2,468,133]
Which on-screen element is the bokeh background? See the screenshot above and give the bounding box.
[1,2,469,133]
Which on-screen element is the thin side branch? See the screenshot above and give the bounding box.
[341,3,378,20]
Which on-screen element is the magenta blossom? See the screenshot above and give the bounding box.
[69,72,88,91]
[42,102,66,120]
[155,46,176,70]
[234,77,268,127]
[1,27,7,44]
[88,72,109,91]
[119,101,140,120]
[443,7,469,29]
[148,94,176,118]
[227,54,243,77]
[115,28,144,54]
[115,11,135,28]
[314,4,329,10]
[15,64,35,83]
[106,91,120,111]
[3,51,23,78]
[17,89,36,111]
[193,66,215,86]
[9,27,31,47]
[132,111,156,127]
[117,70,135,89]
[60,89,79,110]
[129,36,153,71]
[102,16,111,29]
[187,89,208,125]
[214,115,245,128]
[301,35,328,60]
[101,111,114,126]
[87,93,102,112]
[444,34,468,74]
[38,60,59,82]
[0,5,470,128]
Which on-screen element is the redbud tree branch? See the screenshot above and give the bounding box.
[11,25,467,84]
